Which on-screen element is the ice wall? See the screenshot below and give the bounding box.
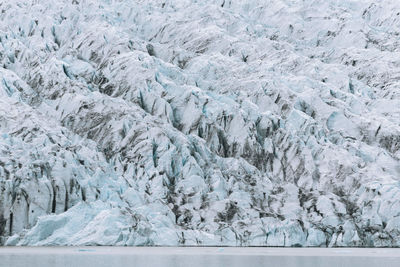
[0,0,399,246]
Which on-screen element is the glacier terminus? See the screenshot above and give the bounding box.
[0,0,399,247]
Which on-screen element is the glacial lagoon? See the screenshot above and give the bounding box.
[0,247,399,267]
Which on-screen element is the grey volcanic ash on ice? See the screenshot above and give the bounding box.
[0,0,399,246]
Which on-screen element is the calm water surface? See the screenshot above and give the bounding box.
[0,247,399,267]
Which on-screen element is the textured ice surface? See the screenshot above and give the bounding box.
[0,0,399,246]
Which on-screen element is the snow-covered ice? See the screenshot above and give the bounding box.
[0,0,399,246]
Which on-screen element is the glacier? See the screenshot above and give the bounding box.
[0,0,399,246]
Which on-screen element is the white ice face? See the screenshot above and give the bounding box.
[0,0,399,247]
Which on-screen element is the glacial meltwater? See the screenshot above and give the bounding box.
[0,247,399,267]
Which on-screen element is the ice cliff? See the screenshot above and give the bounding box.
[0,0,399,246]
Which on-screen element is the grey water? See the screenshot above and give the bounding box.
[0,247,399,267]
